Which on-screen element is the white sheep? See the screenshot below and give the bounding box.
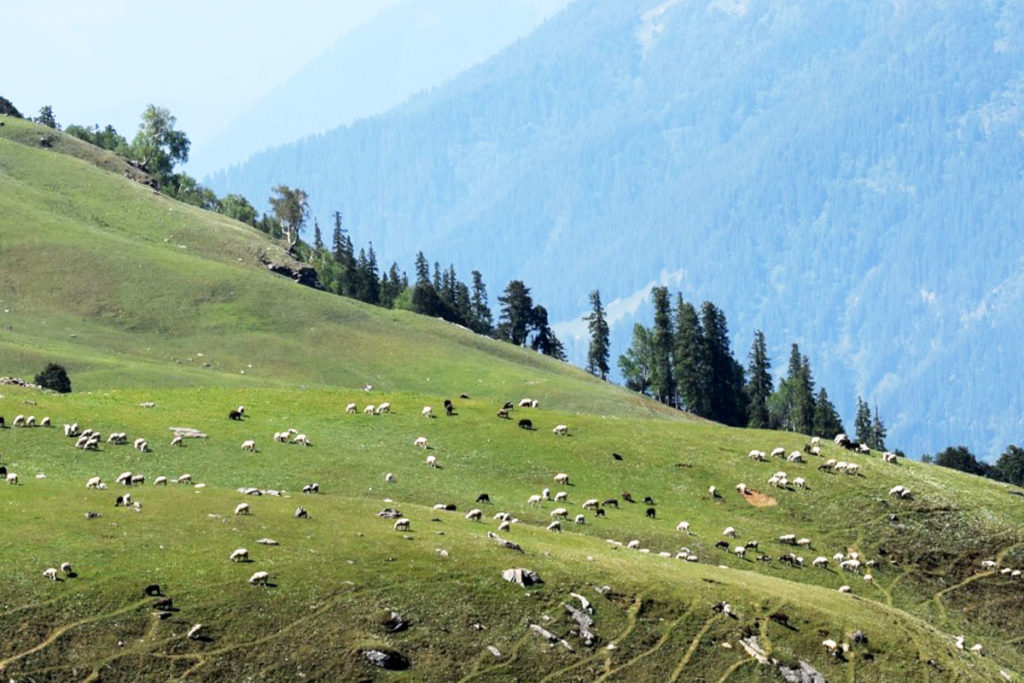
[273,431,288,442]
[796,537,812,548]
[553,473,569,485]
[838,585,851,593]
[794,477,806,489]
[863,574,873,583]
[75,435,91,449]
[708,485,717,497]
[241,439,256,452]
[527,494,542,506]
[554,491,568,502]
[60,562,72,575]
[787,451,804,463]
[498,520,512,532]
[345,402,357,414]
[676,521,691,532]
[385,473,395,483]
[234,503,250,515]
[248,571,270,586]
[116,471,132,486]
[810,436,821,447]
[982,560,998,570]
[394,518,411,531]
[43,567,58,581]
[822,639,838,653]
[364,404,376,415]
[465,509,483,521]
[888,485,905,497]
[723,526,737,538]
[25,415,36,427]
[425,455,437,467]
[134,438,149,452]
[748,449,767,461]
[550,507,569,519]
[882,451,898,463]
[376,402,391,414]
[546,520,562,532]
[230,548,248,562]
[519,398,534,407]
[154,476,168,486]
[292,433,310,446]
[734,546,747,558]
[40,416,50,427]
[414,436,428,448]
[574,514,586,525]
[626,539,641,549]
[541,487,551,500]
[582,498,600,510]
[552,424,569,436]
[130,474,145,485]
[812,556,829,568]
[170,435,183,447]
[177,473,192,485]
[421,406,433,418]
[770,447,785,458]
[13,414,25,427]
[735,483,748,495]
[86,476,103,489]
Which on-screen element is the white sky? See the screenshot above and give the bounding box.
[0,0,401,146]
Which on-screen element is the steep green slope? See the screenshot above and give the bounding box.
[0,115,1022,680]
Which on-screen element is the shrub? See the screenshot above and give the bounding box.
[35,363,71,393]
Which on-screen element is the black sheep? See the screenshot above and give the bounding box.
[518,418,533,430]
[645,507,656,519]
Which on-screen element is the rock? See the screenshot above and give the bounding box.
[777,660,826,683]
[376,508,402,519]
[256,538,279,545]
[487,645,501,658]
[502,568,543,586]
[487,531,523,552]
[362,649,410,670]
[261,257,324,290]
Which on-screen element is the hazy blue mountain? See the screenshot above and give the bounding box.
[192,0,568,176]
[208,0,1024,460]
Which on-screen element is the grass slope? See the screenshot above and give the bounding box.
[0,116,1021,681]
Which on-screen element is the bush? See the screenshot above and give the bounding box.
[35,363,71,393]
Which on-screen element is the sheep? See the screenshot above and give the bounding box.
[595,508,606,517]
[302,483,320,494]
[6,472,16,485]
[645,507,656,518]
[475,493,491,503]
[25,415,36,427]
[582,499,600,510]
[527,494,542,506]
[498,520,512,532]
[796,538,812,548]
[292,433,311,446]
[833,552,845,562]
[840,559,862,572]
[43,567,58,581]
[863,573,874,583]
[787,451,805,463]
[971,643,983,654]
[444,401,454,416]
[844,463,859,475]
[546,520,561,532]
[493,512,510,521]
[603,498,619,508]
[496,408,510,419]
[542,487,551,500]
[735,483,748,495]
[116,471,133,486]
[364,405,376,415]
[838,585,851,593]
[248,571,270,586]
[708,485,718,497]
[376,402,391,414]
[393,518,411,531]
[550,507,569,519]
[770,447,786,459]
[228,408,243,420]
[154,476,167,486]
[822,639,838,653]
[234,503,250,515]
[809,446,822,457]
[75,435,91,449]
[421,406,433,418]
[294,507,309,519]
[130,474,145,485]
[273,431,287,442]
[13,414,25,427]
[794,476,806,489]
[518,418,533,430]
[64,423,76,437]
[170,435,183,447]
[882,451,899,463]
[813,556,829,568]
[554,473,569,485]
[519,398,534,407]
[134,438,149,452]
[574,514,586,525]
[778,534,797,545]
[385,473,395,483]
[748,449,767,461]
[676,521,691,532]
[425,455,438,467]
[60,562,72,575]
[982,559,998,570]
[888,485,907,497]
[414,436,428,449]
[346,402,357,414]
[554,491,568,502]
[40,416,50,427]
[230,548,249,562]
[465,509,483,521]
[177,473,192,485]
[241,439,257,452]
[86,476,103,489]
[723,526,737,538]
[552,424,569,436]
[734,546,747,558]
[857,443,871,455]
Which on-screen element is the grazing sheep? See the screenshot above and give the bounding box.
[794,477,806,489]
[475,493,491,503]
[748,449,767,461]
[888,485,906,497]
[170,435,183,447]
[498,520,512,532]
[542,488,551,500]
[645,507,656,519]
[779,534,797,545]
[177,473,192,485]
[857,443,871,455]
[595,508,606,517]
[134,438,149,452]
[734,546,747,558]
[241,439,256,452]
[234,503,250,515]
[364,405,375,415]
[519,398,534,407]
[822,639,838,653]
[5,472,16,485]
[554,473,569,485]
[735,483,748,495]
[552,424,569,436]
[248,571,270,586]
[770,447,786,459]
[676,521,691,532]
[293,433,311,446]
[230,548,248,562]
[60,562,72,575]
[421,406,433,418]
[496,408,510,419]
[809,446,822,457]
[518,418,533,430]
[796,537,812,548]
[385,473,395,483]
[723,526,737,538]
[302,483,319,494]
[75,435,91,449]
[550,507,569,519]
[465,509,483,521]
[546,520,562,532]
[425,455,438,467]
[414,436,428,448]
[86,476,103,489]
[40,416,50,427]
[25,415,36,427]
[154,476,167,486]
[130,474,145,485]
[971,643,983,654]
[603,498,619,508]
[273,431,287,442]
[13,415,25,427]
[346,402,357,414]
[982,559,998,570]
[554,491,568,502]
[574,514,586,525]
[582,498,600,510]
[294,507,309,519]
[708,485,719,498]
[838,585,851,593]
[840,559,862,572]
[394,518,411,531]
[787,451,805,463]
[376,402,391,414]
[116,471,133,486]
[43,567,58,581]
[527,494,542,506]
[882,451,899,463]
[863,574,873,583]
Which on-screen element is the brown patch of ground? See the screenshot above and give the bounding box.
[743,491,778,507]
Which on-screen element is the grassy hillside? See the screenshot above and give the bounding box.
[0,116,1022,680]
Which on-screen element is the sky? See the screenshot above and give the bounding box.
[0,1,402,153]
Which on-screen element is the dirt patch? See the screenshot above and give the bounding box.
[743,492,777,507]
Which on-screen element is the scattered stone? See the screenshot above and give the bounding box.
[502,568,543,586]
[362,649,410,670]
[256,538,279,545]
[563,601,597,646]
[376,508,402,519]
[487,531,523,552]
[739,636,769,664]
[777,660,826,683]
[487,645,501,658]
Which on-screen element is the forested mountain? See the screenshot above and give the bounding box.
[207,0,1024,459]
[192,0,567,176]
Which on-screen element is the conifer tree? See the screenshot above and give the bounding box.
[870,404,887,450]
[583,290,610,380]
[674,295,709,416]
[619,323,655,395]
[811,388,844,438]
[414,251,430,286]
[496,280,533,346]
[745,330,772,428]
[854,396,872,445]
[469,270,493,335]
[530,305,566,360]
[312,220,324,250]
[331,211,344,258]
[701,301,746,426]
[650,287,676,406]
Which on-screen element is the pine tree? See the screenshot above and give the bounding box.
[650,287,676,406]
[812,388,845,438]
[870,404,887,450]
[496,281,533,346]
[583,290,610,380]
[619,323,655,395]
[331,211,344,259]
[530,305,566,360]
[700,301,746,426]
[414,251,430,286]
[364,244,380,304]
[745,330,772,428]
[469,270,493,335]
[313,220,324,250]
[854,396,872,445]
[673,295,709,416]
